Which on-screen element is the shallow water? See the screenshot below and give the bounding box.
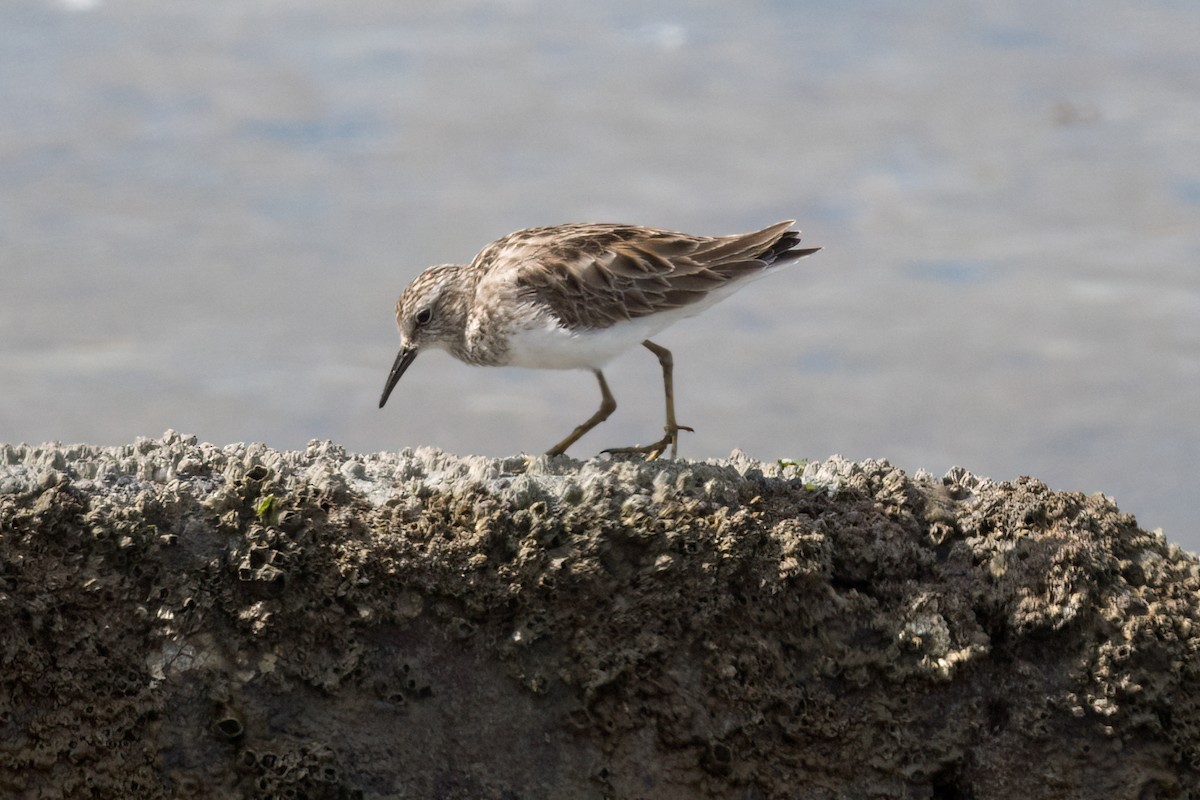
[2,0,1197,549]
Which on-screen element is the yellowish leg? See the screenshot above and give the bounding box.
[603,340,694,460]
[545,370,617,457]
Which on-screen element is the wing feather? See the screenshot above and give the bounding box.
[476,220,816,330]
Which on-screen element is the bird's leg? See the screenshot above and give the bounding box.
[545,370,617,457]
[645,340,694,459]
[603,339,694,460]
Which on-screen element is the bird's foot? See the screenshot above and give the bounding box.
[602,423,694,461]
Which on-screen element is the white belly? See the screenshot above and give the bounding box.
[503,315,674,370]
[495,278,761,370]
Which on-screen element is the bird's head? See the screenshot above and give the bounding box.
[379,264,468,408]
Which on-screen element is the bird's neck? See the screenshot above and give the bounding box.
[438,267,495,366]
[444,267,514,367]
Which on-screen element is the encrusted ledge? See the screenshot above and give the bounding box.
[1,432,1196,798]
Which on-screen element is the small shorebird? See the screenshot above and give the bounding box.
[379,220,819,459]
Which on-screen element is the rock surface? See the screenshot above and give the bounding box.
[1,432,1197,799]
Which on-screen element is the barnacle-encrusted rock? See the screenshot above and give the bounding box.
[1,432,1197,799]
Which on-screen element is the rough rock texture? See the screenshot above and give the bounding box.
[0,432,1197,799]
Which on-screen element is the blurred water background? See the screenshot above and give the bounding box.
[2,0,1197,550]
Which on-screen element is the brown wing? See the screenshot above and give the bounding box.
[486,221,818,330]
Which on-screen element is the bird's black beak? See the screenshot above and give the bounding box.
[379,346,418,408]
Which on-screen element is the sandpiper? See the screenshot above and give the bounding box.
[379,220,819,459]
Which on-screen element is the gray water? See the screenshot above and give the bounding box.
[2,0,1197,550]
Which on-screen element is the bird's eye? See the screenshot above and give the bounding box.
[415,307,433,326]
